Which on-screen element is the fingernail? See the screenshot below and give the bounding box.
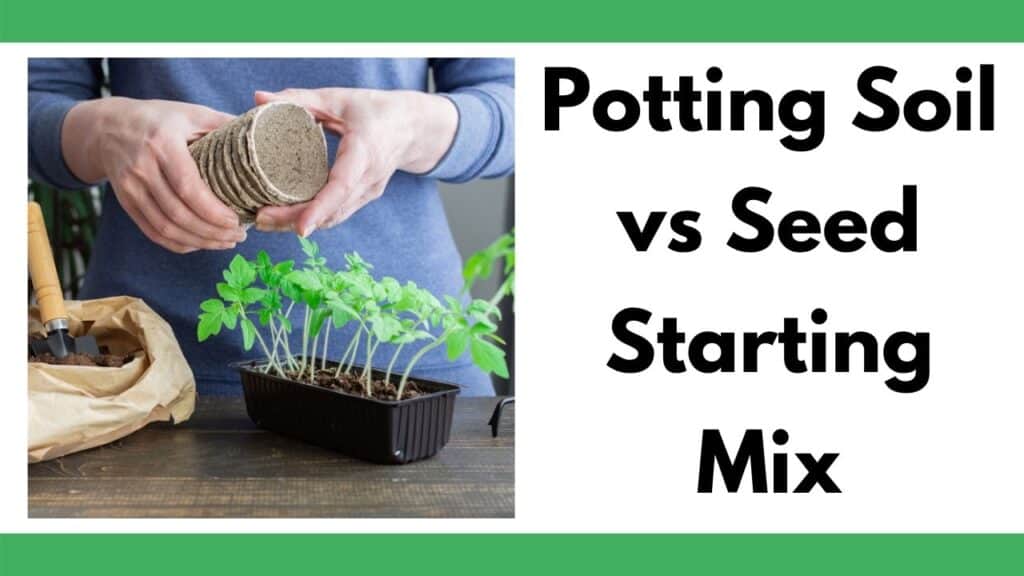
[300,224,315,238]
[254,217,283,233]
[255,222,289,233]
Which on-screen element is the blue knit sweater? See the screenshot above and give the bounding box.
[28,58,514,395]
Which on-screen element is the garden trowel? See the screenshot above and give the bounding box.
[28,201,99,359]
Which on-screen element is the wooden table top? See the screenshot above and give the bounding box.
[28,396,514,518]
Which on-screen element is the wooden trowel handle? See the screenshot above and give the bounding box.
[27,201,67,325]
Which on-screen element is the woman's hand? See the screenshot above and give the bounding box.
[62,97,247,253]
[252,88,458,236]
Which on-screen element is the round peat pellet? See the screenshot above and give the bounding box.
[194,136,230,210]
[219,120,260,213]
[230,111,277,207]
[207,128,254,224]
[247,102,328,204]
[186,102,328,219]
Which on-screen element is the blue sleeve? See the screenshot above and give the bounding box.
[28,58,104,190]
[425,58,514,183]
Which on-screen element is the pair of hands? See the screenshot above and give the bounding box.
[62,88,458,253]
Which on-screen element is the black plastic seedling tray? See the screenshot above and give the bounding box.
[235,359,459,464]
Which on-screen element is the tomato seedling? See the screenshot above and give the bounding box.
[197,232,514,399]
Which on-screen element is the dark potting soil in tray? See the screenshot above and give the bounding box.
[282,368,425,401]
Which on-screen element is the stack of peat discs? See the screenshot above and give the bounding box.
[189,102,329,225]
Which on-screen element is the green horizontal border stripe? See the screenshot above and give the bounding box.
[2,0,1024,41]
[2,534,1023,575]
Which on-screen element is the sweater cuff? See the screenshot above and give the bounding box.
[29,97,94,190]
[423,89,501,183]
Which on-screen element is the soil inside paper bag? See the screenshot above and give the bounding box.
[28,296,197,463]
[29,350,132,367]
[27,336,132,367]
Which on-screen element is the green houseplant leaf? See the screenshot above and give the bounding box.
[470,336,509,378]
[240,317,256,351]
[198,232,514,398]
[197,311,222,342]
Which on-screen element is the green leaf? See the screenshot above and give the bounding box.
[221,307,238,330]
[345,252,372,272]
[228,254,255,287]
[304,292,323,309]
[444,295,463,315]
[281,277,303,302]
[282,269,323,306]
[363,300,380,316]
[217,282,241,302]
[470,337,509,378]
[260,288,281,310]
[350,275,374,298]
[396,329,434,345]
[462,252,492,287]
[468,299,502,321]
[330,312,352,329]
[381,277,402,302]
[371,315,402,342]
[393,291,417,312]
[299,236,319,259]
[471,320,497,335]
[328,298,357,327]
[421,290,441,309]
[257,250,272,269]
[197,312,223,342]
[240,317,256,351]
[446,329,470,361]
[501,272,515,297]
[440,313,458,331]
[463,230,514,295]
[286,270,322,292]
[483,331,506,345]
[310,308,331,337]
[242,287,266,304]
[255,251,273,283]
[274,261,295,276]
[199,299,224,313]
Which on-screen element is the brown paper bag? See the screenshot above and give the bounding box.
[28,296,196,462]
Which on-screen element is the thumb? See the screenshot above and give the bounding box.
[189,105,234,132]
[254,88,330,110]
[255,89,348,133]
[253,89,281,106]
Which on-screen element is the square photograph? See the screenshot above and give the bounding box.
[26,57,514,518]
